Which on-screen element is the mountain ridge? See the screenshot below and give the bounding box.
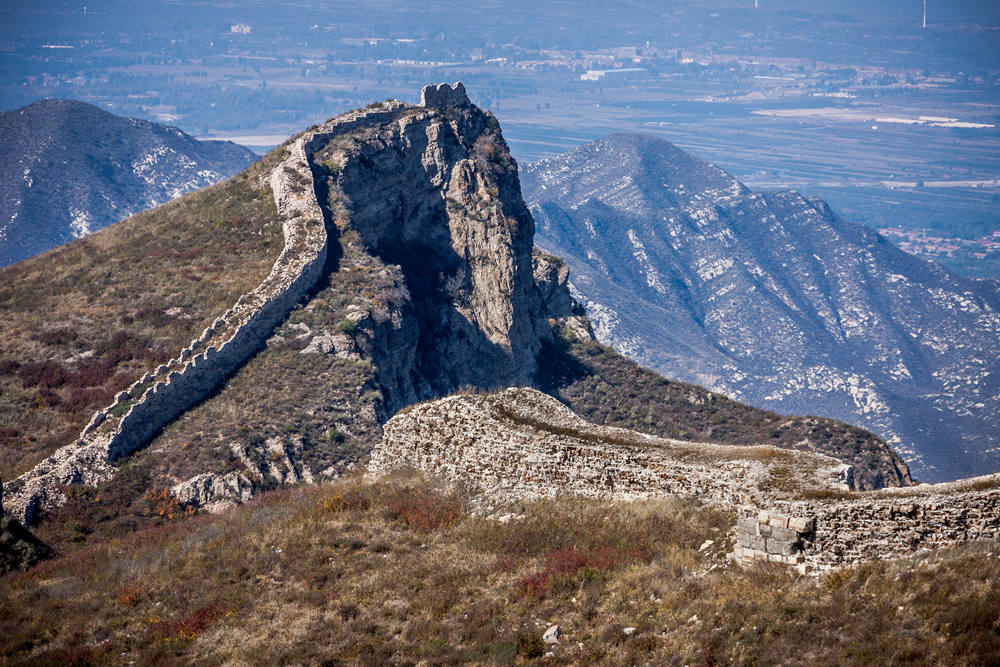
[2,88,910,538]
[524,132,1000,482]
[0,99,257,267]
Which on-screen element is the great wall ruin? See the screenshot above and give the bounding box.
[1,96,414,525]
[371,387,1000,572]
[4,83,997,573]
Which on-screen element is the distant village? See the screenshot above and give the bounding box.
[879,227,1000,263]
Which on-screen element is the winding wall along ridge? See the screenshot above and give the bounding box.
[3,102,407,525]
[734,476,1000,570]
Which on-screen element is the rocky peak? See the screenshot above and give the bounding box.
[526,132,747,215]
[0,99,256,267]
[313,84,561,410]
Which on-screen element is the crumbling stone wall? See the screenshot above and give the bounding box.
[736,477,1000,570]
[420,82,471,109]
[2,102,406,525]
[371,387,853,509]
[372,388,1000,570]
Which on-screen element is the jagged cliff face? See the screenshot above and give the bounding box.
[0,99,257,268]
[523,132,1000,482]
[0,85,579,525]
[314,89,550,409]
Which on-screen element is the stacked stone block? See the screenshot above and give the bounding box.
[734,511,816,573]
[372,387,1000,572]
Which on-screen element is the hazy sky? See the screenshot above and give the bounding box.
[741,0,1000,22]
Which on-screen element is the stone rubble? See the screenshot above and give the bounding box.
[371,387,852,509]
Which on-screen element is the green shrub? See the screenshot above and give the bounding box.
[336,319,358,334]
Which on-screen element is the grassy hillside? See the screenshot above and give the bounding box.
[2,471,997,665]
[0,151,285,482]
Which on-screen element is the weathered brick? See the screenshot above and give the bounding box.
[770,526,798,543]
[788,516,815,533]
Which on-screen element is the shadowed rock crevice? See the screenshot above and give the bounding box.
[325,88,551,412]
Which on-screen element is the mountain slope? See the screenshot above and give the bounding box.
[0,149,286,485]
[523,133,1000,482]
[2,88,910,546]
[0,99,257,267]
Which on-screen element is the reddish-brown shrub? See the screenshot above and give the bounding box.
[319,486,371,514]
[384,490,463,532]
[19,361,68,388]
[514,571,550,600]
[61,386,115,414]
[0,426,21,443]
[32,328,79,346]
[546,546,590,575]
[514,544,647,600]
[143,489,196,521]
[34,388,62,409]
[148,604,232,640]
[136,306,170,327]
[69,357,115,387]
[117,584,145,606]
[0,358,22,375]
[98,330,148,364]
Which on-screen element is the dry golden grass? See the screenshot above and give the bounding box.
[2,471,998,665]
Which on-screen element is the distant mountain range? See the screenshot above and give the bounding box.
[0,99,256,267]
[523,133,1000,482]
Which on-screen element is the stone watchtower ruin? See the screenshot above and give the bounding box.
[420,82,472,108]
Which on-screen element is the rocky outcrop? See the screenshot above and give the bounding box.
[317,82,555,411]
[420,82,473,108]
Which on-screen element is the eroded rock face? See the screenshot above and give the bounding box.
[323,86,553,409]
[525,133,976,483]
